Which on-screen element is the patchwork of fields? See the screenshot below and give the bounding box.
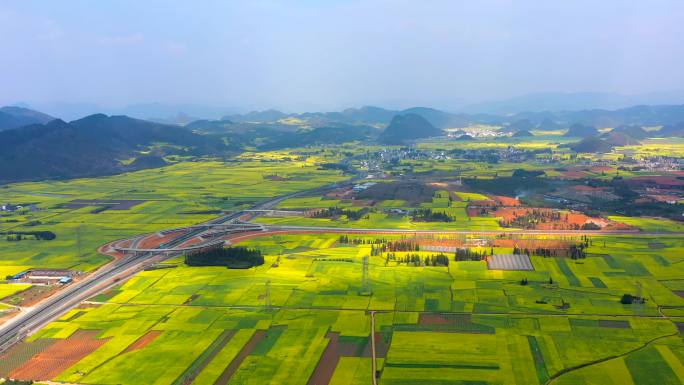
[2,140,684,385]
[3,232,684,385]
[0,152,346,304]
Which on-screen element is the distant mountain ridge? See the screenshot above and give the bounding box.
[10,101,684,132]
[218,104,684,130]
[460,91,684,114]
[0,106,54,131]
[0,114,227,183]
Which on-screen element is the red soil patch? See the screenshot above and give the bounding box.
[326,187,354,199]
[466,207,483,217]
[492,195,521,206]
[419,313,453,325]
[138,232,179,249]
[10,330,109,381]
[307,332,343,385]
[6,285,60,307]
[122,330,162,353]
[628,176,684,187]
[214,330,266,385]
[492,207,630,231]
[178,237,203,248]
[492,238,572,249]
[648,194,681,203]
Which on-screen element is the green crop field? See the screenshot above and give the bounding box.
[5,231,682,384]
[1,139,684,385]
[5,3,684,384]
[0,152,347,273]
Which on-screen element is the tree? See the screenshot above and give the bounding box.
[620,294,635,304]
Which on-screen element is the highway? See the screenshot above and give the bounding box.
[0,207,252,352]
[0,182,348,353]
[1,177,682,353]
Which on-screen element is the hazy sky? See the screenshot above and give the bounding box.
[2,0,684,112]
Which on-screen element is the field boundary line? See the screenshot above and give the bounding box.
[370,310,377,385]
[545,331,679,385]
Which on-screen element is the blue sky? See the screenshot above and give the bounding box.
[1,0,683,112]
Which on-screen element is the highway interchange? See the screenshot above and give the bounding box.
[1,182,682,353]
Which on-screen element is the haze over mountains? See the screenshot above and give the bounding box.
[13,90,684,123]
[0,106,54,131]
[2,100,684,183]
[459,90,684,114]
[0,114,225,183]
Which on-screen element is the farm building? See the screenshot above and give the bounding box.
[13,269,76,285]
[487,254,534,271]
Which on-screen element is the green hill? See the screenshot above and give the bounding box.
[378,113,443,144]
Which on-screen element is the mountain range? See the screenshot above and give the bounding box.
[0,114,226,183]
[2,101,684,184]
[13,91,684,121]
[218,104,684,130]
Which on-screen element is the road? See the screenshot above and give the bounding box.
[0,182,349,353]
[2,176,682,353]
[370,310,377,385]
[265,225,670,236]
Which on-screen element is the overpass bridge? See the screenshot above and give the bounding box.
[113,239,226,256]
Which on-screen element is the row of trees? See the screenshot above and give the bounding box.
[313,207,370,220]
[338,235,387,245]
[455,248,491,261]
[2,230,56,241]
[511,244,587,259]
[385,252,450,267]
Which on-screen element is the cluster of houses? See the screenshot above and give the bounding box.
[632,156,684,172]
[446,126,504,138]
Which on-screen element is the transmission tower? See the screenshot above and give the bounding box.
[360,255,371,295]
